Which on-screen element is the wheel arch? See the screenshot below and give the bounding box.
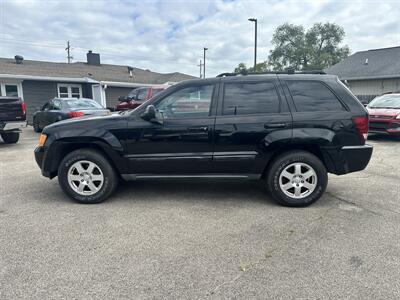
[261,143,334,178]
[44,138,126,179]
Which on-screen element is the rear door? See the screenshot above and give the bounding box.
[281,78,353,147]
[213,76,292,176]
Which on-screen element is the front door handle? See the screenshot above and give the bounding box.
[264,123,287,129]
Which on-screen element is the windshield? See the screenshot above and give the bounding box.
[63,99,103,109]
[368,94,400,109]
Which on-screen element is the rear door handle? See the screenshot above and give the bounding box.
[264,123,287,129]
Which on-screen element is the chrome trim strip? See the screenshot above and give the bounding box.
[126,152,213,158]
[213,151,258,156]
[213,155,256,160]
[133,156,210,161]
[342,145,373,150]
[126,151,258,161]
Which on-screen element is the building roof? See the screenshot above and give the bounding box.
[325,46,400,80]
[0,57,195,84]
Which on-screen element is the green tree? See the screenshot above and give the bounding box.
[233,61,270,73]
[268,22,349,71]
[234,62,248,73]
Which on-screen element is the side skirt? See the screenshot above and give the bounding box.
[121,174,261,181]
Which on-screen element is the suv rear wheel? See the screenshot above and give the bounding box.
[266,151,328,207]
[58,149,118,204]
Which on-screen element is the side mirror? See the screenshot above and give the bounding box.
[141,105,156,121]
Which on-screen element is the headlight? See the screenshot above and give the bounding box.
[396,114,400,119]
[38,134,47,147]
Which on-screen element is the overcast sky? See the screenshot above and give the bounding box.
[1,0,399,77]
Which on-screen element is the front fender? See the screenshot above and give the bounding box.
[42,131,126,178]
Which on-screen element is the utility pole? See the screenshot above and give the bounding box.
[203,47,208,78]
[65,41,73,63]
[197,60,203,78]
[248,18,257,70]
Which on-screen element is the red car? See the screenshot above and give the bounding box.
[115,87,166,111]
[367,93,400,135]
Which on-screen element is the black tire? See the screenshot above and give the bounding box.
[33,119,41,132]
[1,132,20,144]
[58,149,118,204]
[266,151,328,207]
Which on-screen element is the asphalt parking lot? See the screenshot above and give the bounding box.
[1,127,399,299]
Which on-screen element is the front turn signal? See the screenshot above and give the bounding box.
[38,134,47,147]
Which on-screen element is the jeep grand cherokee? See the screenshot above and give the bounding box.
[35,72,372,207]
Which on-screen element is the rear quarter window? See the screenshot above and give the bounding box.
[286,80,345,112]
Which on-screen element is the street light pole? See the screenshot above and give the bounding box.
[203,47,208,78]
[248,18,257,70]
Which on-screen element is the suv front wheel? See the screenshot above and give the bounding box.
[58,149,118,204]
[266,151,328,207]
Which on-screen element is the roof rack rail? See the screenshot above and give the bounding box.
[216,69,326,77]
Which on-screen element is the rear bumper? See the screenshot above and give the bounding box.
[0,120,27,131]
[327,145,373,175]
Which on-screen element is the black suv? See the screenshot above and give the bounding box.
[34,72,372,206]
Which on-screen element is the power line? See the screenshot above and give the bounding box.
[0,37,225,75]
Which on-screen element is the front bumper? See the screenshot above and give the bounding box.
[0,121,27,131]
[369,119,400,135]
[34,147,51,178]
[327,145,373,175]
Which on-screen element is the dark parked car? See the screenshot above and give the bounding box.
[0,96,26,144]
[115,87,166,111]
[35,72,372,206]
[33,98,110,132]
[366,93,400,136]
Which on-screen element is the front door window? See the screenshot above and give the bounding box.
[155,85,214,119]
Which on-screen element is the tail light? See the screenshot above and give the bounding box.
[19,98,26,116]
[352,116,369,143]
[68,111,85,118]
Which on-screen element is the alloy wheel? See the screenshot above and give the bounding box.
[67,160,104,196]
[279,162,317,199]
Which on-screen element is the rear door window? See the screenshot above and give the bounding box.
[222,81,280,115]
[286,80,345,112]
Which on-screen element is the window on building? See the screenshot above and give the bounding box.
[59,86,69,98]
[0,83,22,97]
[5,85,18,97]
[223,81,280,115]
[286,80,345,112]
[71,87,81,98]
[58,84,82,98]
